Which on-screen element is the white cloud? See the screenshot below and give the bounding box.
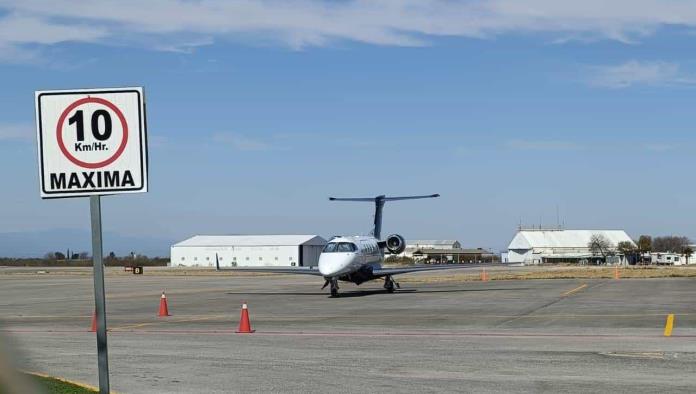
[0,123,33,142]
[505,138,688,153]
[0,14,106,45]
[588,60,696,88]
[506,139,582,151]
[212,132,279,151]
[642,143,676,152]
[2,0,696,59]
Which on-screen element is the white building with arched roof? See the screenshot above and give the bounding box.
[506,229,635,264]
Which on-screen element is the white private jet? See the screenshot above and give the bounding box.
[217,194,498,297]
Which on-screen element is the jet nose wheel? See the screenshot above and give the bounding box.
[327,278,339,297]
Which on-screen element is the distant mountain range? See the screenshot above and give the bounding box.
[0,229,173,258]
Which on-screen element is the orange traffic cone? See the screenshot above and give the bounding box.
[90,310,97,332]
[614,266,620,280]
[158,291,170,317]
[236,302,255,334]
[481,268,489,282]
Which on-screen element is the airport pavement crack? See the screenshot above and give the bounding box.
[494,281,606,328]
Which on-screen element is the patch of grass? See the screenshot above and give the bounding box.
[27,374,97,394]
[398,266,696,283]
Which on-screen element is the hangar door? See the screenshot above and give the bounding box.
[299,245,323,267]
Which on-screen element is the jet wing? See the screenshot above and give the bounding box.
[215,258,325,276]
[372,263,514,277]
[216,266,325,276]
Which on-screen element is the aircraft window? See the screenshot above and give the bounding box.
[337,243,356,252]
[323,242,357,253]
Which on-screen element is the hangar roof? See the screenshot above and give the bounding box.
[508,230,635,250]
[172,235,327,247]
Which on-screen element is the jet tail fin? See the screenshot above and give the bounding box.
[328,194,440,239]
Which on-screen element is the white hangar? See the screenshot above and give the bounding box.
[170,235,327,268]
[506,229,635,264]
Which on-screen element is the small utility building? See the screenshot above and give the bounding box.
[506,229,635,264]
[170,235,327,268]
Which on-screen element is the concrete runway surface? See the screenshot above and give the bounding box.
[1,268,696,393]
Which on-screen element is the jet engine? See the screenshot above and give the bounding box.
[385,234,406,254]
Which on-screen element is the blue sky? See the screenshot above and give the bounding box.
[1,1,695,256]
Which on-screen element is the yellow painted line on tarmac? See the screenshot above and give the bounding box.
[1,315,90,319]
[109,315,226,331]
[664,314,675,337]
[109,322,155,331]
[561,283,588,297]
[23,370,108,393]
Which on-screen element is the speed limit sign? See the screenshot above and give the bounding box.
[35,87,148,198]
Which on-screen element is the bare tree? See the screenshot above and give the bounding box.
[653,236,690,253]
[617,241,636,255]
[43,252,56,260]
[637,235,652,253]
[78,252,90,259]
[617,241,638,265]
[588,234,614,259]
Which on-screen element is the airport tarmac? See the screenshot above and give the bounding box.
[1,270,696,393]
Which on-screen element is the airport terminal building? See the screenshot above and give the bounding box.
[505,229,635,264]
[170,235,327,268]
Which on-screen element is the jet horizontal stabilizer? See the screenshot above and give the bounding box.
[328,194,440,239]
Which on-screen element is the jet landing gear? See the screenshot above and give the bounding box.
[384,275,400,293]
[330,279,340,297]
[322,278,340,297]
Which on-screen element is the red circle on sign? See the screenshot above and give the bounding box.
[56,97,129,169]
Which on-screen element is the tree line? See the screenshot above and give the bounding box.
[589,234,693,263]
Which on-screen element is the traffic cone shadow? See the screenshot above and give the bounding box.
[89,310,97,332]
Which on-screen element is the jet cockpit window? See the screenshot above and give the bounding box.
[337,243,357,252]
[323,242,357,253]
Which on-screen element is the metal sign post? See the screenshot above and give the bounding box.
[35,87,148,394]
[90,195,109,394]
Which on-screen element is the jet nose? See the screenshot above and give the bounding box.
[318,254,352,277]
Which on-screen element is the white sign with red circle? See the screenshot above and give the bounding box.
[35,87,148,198]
